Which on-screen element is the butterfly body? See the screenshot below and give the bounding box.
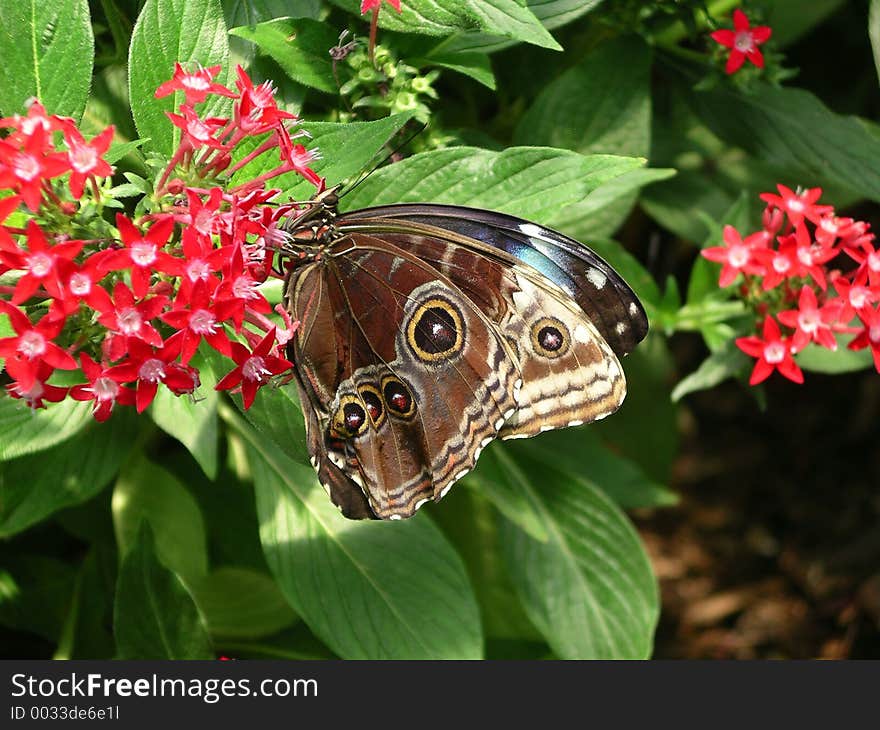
[282,197,647,520]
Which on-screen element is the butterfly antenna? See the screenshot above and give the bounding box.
[338,121,428,199]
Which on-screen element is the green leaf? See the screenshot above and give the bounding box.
[0,397,93,462]
[528,0,605,30]
[0,412,138,537]
[495,449,658,658]
[672,342,751,401]
[343,146,646,226]
[415,53,496,90]
[596,335,679,483]
[687,80,880,203]
[766,0,847,48]
[640,170,736,243]
[431,486,542,641]
[105,139,147,165]
[514,36,652,157]
[0,0,94,120]
[230,114,414,200]
[232,410,484,659]
[149,352,219,479]
[871,0,880,86]
[328,0,561,50]
[234,381,310,467]
[190,567,298,639]
[128,0,230,156]
[229,17,338,93]
[548,167,676,241]
[507,429,678,509]
[112,453,209,583]
[796,336,875,374]
[0,555,77,642]
[114,523,213,659]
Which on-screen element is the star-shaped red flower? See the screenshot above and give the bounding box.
[736,316,803,385]
[710,9,772,75]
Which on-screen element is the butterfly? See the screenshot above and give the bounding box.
[281,188,648,520]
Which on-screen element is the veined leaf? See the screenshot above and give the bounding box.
[0,397,93,462]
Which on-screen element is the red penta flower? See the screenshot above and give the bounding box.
[736,316,804,385]
[70,353,136,422]
[845,240,880,286]
[234,67,298,136]
[785,220,837,290]
[155,63,236,106]
[753,237,798,291]
[0,126,69,211]
[360,0,401,13]
[102,214,179,298]
[777,287,840,352]
[6,361,68,409]
[759,185,832,226]
[701,225,766,287]
[710,9,772,74]
[61,125,114,199]
[832,272,879,322]
[0,301,78,390]
[159,278,233,364]
[0,220,85,304]
[215,328,293,409]
[106,333,189,412]
[849,306,880,372]
[92,281,167,348]
[166,105,228,151]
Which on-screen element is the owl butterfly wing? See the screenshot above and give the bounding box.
[339,223,629,442]
[286,234,522,520]
[339,204,649,358]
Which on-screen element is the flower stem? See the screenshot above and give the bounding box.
[368,8,380,66]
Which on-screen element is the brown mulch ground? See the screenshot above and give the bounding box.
[636,350,880,659]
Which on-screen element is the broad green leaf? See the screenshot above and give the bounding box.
[56,549,116,660]
[129,0,230,156]
[871,0,880,86]
[687,80,880,203]
[797,336,875,374]
[672,342,751,401]
[507,429,678,509]
[514,36,655,238]
[112,453,209,583]
[216,623,334,659]
[234,412,483,659]
[640,170,736,243]
[328,0,561,50]
[230,113,414,199]
[343,146,645,226]
[0,412,137,537]
[190,567,298,638]
[495,449,658,659]
[114,524,213,659]
[415,53,496,90]
[149,352,219,479]
[548,167,676,241]
[0,0,93,120]
[0,397,93,462]
[528,0,605,30]
[431,486,542,641]
[515,36,652,157]
[596,334,678,483]
[233,382,310,467]
[766,0,846,47]
[230,18,338,93]
[0,555,77,642]
[467,445,548,542]
[223,0,321,25]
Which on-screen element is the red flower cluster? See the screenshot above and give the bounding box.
[710,9,772,75]
[0,65,322,420]
[702,185,879,384]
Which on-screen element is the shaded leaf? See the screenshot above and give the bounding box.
[112,453,209,583]
[672,342,751,401]
[190,567,298,638]
[114,523,213,659]
[495,449,658,658]
[0,398,93,462]
[0,555,77,642]
[797,335,874,374]
[0,411,138,537]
